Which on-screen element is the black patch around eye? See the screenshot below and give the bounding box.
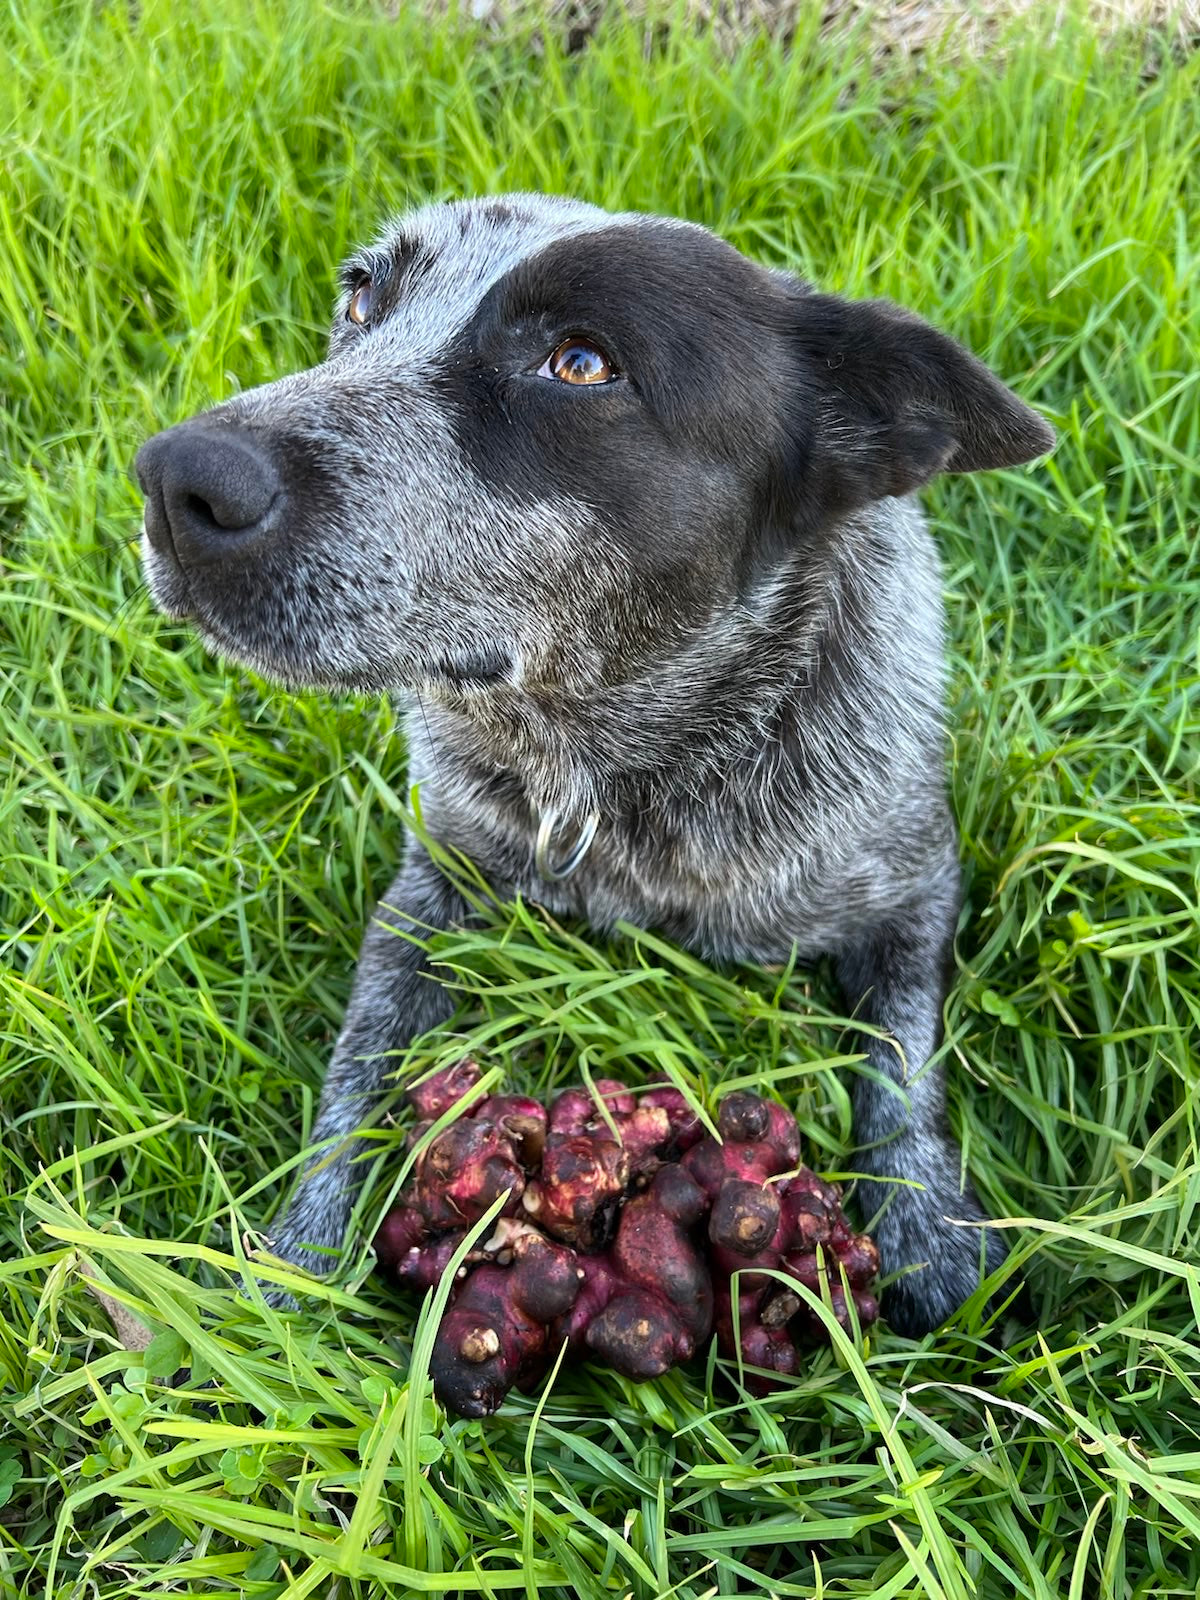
[435,221,794,517]
[423,220,794,628]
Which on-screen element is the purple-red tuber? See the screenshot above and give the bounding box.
[374,1062,880,1416]
[560,1163,713,1380]
[430,1224,582,1417]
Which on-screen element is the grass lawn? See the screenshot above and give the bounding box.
[2,0,1199,1594]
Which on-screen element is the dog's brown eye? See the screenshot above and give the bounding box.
[347,278,374,327]
[540,338,614,385]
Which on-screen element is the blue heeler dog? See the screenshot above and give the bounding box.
[136,194,1054,1336]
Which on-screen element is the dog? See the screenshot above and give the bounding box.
[136,193,1053,1337]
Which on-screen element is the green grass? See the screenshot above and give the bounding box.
[2,0,1199,1594]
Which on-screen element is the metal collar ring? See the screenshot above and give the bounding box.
[535,807,601,881]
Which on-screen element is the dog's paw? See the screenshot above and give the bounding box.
[865,1175,1011,1338]
[248,1234,337,1311]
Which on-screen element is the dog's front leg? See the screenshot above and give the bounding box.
[835,892,1007,1337]
[264,844,467,1287]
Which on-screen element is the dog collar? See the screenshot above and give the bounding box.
[535,806,600,881]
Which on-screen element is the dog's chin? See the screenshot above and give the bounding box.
[194,621,401,696]
[141,541,387,691]
[171,614,505,702]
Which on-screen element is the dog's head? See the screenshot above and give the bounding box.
[137,193,1053,697]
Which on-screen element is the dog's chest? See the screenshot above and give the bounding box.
[552,801,901,963]
[423,762,914,966]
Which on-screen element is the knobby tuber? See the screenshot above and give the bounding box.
[374,1062,880,1417]
[430,1224,582,1417]
[520,1077,697,1249]
[561,1163,713,1380]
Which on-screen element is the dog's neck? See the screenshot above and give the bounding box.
[431,616,806,815]
[415,515,901,831]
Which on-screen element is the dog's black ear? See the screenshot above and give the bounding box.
[791,292,1055,508]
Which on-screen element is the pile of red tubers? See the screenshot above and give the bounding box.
[374,1060,880,1417]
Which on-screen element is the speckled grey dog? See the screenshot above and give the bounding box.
[136,193,1053,1336]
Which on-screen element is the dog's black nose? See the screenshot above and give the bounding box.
[136,423,281,565]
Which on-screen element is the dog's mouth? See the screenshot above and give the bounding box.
[142,518,520,698]
[425,646,514,692]
[139,517,197,622]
